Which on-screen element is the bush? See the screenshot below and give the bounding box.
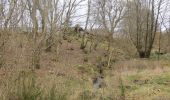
[8,71,42,100]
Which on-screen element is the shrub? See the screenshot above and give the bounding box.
[8,71,42,100]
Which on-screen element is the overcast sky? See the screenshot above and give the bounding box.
[73,0,170,29]
[72,0,87,27]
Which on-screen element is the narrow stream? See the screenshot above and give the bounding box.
[93,76,104,91]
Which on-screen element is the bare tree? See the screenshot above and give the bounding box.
[92,0,125,52]
[124,0,163,58]
[79,0,91,49]
[26,0,42,69]
[160,0,170,53]
[37,0,53,52]
[91,0,125,68]
[0,0,20,68]
[62,0,85,39]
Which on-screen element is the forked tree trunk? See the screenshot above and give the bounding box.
[138,51,151,58]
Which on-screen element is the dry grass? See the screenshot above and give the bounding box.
[0,31,170,100]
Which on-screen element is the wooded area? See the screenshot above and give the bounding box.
[0,0,170,100]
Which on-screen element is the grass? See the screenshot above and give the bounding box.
[1,59,170,100]
[6,71,42,100]
[122,68,170,100]
[1,32,170,100]
[4,70,79,100]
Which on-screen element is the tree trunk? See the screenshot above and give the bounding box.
[80,34,88,49]
[138,50,151,58]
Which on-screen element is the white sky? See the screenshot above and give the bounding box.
[72,0,170,30]
[72,0,87,27]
